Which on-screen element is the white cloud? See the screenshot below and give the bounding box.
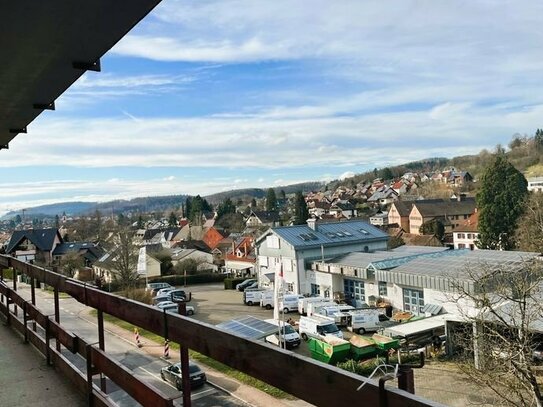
[339,171,355,180]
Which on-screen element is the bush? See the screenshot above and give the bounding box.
[337,353,423,377]
[1,268,14,280]
[149,273,226,286]
[224,277,247,290]
[121,288,153,304]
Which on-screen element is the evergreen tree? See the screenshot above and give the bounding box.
[293,191,309,225]
[280,189,286,200]
[137,214,144,229]
[535,128,543,151]
[54,214,60,229]
[250,198,257,208]
[217,198,236,219]
[266,188,277,211]
[168,211,178,227]
[477,155,528,250]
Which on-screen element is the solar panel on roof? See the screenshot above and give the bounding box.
[216,316,278,340]
[306,233,318,240]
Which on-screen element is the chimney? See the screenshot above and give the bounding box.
[307,218,317,231]
[457,193,466,202]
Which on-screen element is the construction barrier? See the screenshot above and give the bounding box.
[134,327,142,348]
[164,339,170,359]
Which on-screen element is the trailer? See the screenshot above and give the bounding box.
[382,314,447,348]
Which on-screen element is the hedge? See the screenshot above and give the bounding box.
[223,277,247,290]
[148,273,227,286]
[1,268,14,280]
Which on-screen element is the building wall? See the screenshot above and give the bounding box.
[453,232,479,250]
[257,232,387,295]
[409,206,425,234]
[388,204,409,231]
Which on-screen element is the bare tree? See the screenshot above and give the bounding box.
[516,193,543,253]
[449,259,543,407]
[108,229,139,289]
[60,251,84,278]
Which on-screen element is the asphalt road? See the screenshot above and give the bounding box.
[12,284,249,407]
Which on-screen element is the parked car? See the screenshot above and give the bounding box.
[244,282,259,291]
[236,279,257,291]
[156,287,176,297]
[152,289,188,305]
[146,282,172,293]
[159,302,195,316]
[160,362,206,390]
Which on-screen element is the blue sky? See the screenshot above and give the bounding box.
[1,0,543,214]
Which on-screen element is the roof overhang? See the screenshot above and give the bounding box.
[0,0,163,147]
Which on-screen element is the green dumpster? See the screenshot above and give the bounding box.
[308,337,351,364]
[349,335,379,360]
[371,333,400,351]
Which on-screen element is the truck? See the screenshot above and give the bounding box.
[298,296,328,315]
[298,315,343,341]
[243,288,267,306]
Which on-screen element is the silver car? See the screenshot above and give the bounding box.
[160,362,206,390]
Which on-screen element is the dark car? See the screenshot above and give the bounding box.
[152,289,187,305]
[236,279,257,291]
[160,362,207,390]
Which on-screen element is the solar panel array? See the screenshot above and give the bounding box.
[216,316,278,340]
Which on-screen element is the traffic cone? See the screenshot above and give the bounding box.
[134,328,142,348]
[164,339,170,359]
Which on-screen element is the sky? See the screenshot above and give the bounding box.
[2,0,543,215]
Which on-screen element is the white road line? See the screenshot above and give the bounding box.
[138,366,177,390]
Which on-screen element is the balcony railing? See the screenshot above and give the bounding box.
[0,255,442,407]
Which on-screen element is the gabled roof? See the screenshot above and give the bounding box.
[413,198,476,217]
[267,220,388,249]
[7,228,62,253]
[455,211,479,233]
[250,210,280,223]
[392,201,413,217]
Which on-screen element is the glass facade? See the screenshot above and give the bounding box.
[403,288,424,315]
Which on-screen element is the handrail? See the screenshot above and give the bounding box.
[0,255,443,407]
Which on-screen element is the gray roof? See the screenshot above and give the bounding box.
[414,198,476,217]
[272,220,388,249]
[7,228,61,253]
[377,249,541,293]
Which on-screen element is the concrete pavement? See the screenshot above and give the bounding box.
[0,314,85,407]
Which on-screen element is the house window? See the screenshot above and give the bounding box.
[458,233,465,239]
[344,279,365,303]
[403,288,424,315]
[466,233,472,239]
[464,214,469,219]
[458,243,466,249]
[286,283,294,292]
[311,283,320,296]
[378,281,388,297]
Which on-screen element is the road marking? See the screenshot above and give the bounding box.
[138,366,178,390]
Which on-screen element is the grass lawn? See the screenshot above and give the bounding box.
[90,310,293,399]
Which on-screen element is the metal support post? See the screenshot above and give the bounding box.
[397,366,415,394]
[54,287,61,352]
[97,309,106,393]
[45,317,52,366]
[12,267,17,317]
[30,276,36,331]
[23,301,29,343]
[178,302,191,407]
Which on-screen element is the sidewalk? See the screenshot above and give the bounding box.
[0,317,85,407]
[77,309,313,407]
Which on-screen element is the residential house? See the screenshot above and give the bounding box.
[171,247,216,272]
[245,210,280,228]
[256,219,389,296]
[408,197,477,235]
[391,180,408,195]
[369,212,388,227]
[203,227,225,250]
[225,236,256,277]
[387,201,414,231]
[308,201,331,218]
[52,241,104,267]
[6,228,63,264]
[453,211,479,250]
[329,202,357,219]
[367,187,398,206]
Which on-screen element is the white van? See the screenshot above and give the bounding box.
[298,297,327,315]
[298,315,343,341]
[260,291,274,310]
[278,294,304,313]
[243,288,266,306]
[307,301,337,317]
[346,309,382,334]
[264,319,301,349]
[315,304,355,327]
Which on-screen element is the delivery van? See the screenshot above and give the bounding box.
[264,319,301,349]
[278,294,304,313]
[307,301,337,317]
[346,309,382,334]
[315,304,355,327]
[260,291,274,309]
[298,315,343,341]
[243,288,266,306]
[298,297,327,315]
